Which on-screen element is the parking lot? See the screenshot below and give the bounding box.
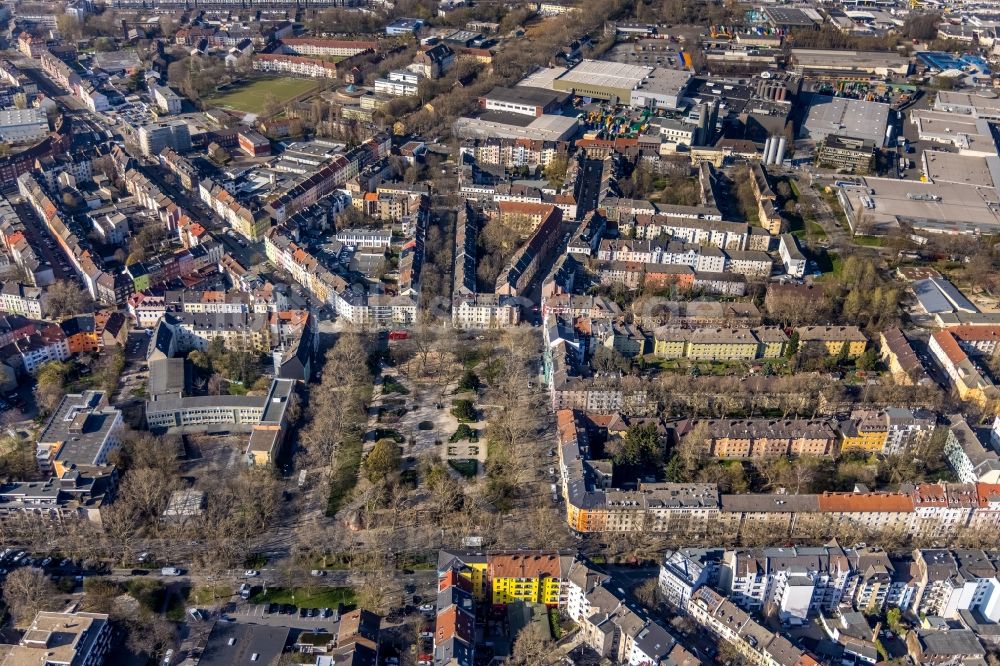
[230,603,339,630]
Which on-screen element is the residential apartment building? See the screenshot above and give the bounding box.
[147,309,310,358]
[200,179,271,241]
[652,326,788,361]
[78,85,108,113]
[8,322,71,374]
[253,53,340,79]
[437,549,570,607]
[280,38,376,57]
[159,148,199,191]
[840,409,892,454]
[692,271,748,296]
[40,50,80,91]
[687,587,821,666]
[658,548,722,612]
[556,408,1000,543]
[795,325,868,358]
[452,293,521,329]
[495,204,563,297]
[138,119,192,157]
[0,467,115,524]
[880,326,930,386]
[464,137,567,169]
[943,414,1000,484]
[674,418,838,459]
[913,549,1000,621]
[779,233,806,278]
[630,215,757,251]
[373,69,422,96]
[154,85,183,114]
[36,391,122,476]
[0,281,44,317]
[723,546,854,624]
[884,407,937,454]
[930,325,1000,410]
[411,42,455,79]
[434,565,476,666]
[2,611,111,665]
[438,550,696,666]
[335,228,392,248]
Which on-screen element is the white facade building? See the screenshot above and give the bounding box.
[0,107,48,143]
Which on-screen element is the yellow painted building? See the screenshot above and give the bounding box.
[839,410,888,454]
[653,329,687,358]
[439,550,569,607]
[492,573,562,606]
[755,328,789,359]
[652,327,788,361]
[796,326,868,359]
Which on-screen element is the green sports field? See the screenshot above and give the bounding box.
[206,77,318,114]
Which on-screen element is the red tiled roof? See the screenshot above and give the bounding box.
[817,492,914,513]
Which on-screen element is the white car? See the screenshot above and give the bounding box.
[244,570,259,577]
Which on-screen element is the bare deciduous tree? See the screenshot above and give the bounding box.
[2,567,59,625]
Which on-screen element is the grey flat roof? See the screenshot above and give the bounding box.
[484,86,564,107]
[555,59,652,90]
[913,277,978,314]
[924,151,1000,188]
[145,394,267,412]
[840,176,1000,233]
[913,278,953,313]
[792,48,909,68]
[149,357,188,397]
[633,67,691,95]
[477,110,534,127]
[937,90,1000,116]
[801,94,890,146]
[765,6,818,25]
[260,379,295,424]
[198,622,290,666]
[39,392,120,467]
[516,66,568,90]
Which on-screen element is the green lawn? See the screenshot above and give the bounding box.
[806,220,828,239]
[852,235,886,247]
[206,77,318,114]
[191,585,232,605]
[250,586,355,609]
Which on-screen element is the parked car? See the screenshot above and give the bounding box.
[310,570,325,577]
